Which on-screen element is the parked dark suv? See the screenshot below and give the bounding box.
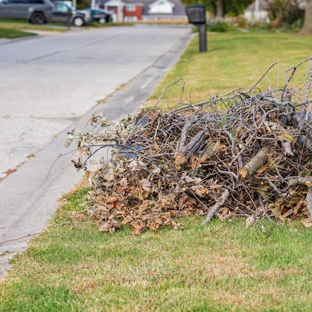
[0,0,54,24]
[51,2,90,27]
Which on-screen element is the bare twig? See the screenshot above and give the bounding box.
[202,189,230,225]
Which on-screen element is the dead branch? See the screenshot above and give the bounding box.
[202,189,230,225]
[239,145,271,180]
[175,130,208,165]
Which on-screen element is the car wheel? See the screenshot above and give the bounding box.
[73,16,84,27]
[30,12,46,25]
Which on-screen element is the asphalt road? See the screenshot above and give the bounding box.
[0,24,193,276]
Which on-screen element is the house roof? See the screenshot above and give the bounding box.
[98,0,185,15]
[105,0,126,6]
[245,0,270,12]
[149,0,175,9]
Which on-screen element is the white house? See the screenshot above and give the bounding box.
[244,0,270,23]
[148,0,175,14]
[98,0,186,21]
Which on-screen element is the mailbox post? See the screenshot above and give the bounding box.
[185,5,207,52]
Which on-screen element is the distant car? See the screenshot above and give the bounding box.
[0,0,54,24]
[87,8,113,23]
[51,2,90,27]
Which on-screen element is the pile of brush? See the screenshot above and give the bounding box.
[66,59,312,234]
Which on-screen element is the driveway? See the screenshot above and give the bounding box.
[0,24,193,276]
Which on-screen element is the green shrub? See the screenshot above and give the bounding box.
[208,22,231,32]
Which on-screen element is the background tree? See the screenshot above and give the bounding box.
[301,0,312,34]
[217,0,224,18]
[268,0,304,28]
[76,0,90,10]
[181,0,253,18]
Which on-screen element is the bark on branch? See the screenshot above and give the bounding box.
[202,189,230,225]
[289,176,312,187]
[239,145,271,180]
[175,130,208,165]
[178,116,200,150]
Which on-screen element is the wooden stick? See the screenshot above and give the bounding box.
[289,176,312,187]
[202,189,230,225]
[175,130,207,165]
[178,116,200,150]
[239,145,271,180]
[306,187,312,221]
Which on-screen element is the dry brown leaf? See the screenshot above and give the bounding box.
[98,222,111,232]
[302,219,312,227]
[127,160,138,169]
[190,154,196,168]
[174,153,186,165]
[152,166,161,174]
[131,221,145,235]
[191,185,209,197]
[305,181,312,188]
[140,179,152,192]
[184,176,202,184]
[255,166,268,174]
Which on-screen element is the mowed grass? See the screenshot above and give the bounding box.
[2,32,312,311]
[0,18,67,38]
[0,27,36,38]
[1,186,312,311]
[0,18,131,38]
[148,31,312,109]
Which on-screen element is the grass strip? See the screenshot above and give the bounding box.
[148,31,312,110]
[0,18,68,34]
[1,184,312,311]
[0,28,36,38]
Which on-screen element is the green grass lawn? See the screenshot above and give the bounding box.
[1,185,312,311]
[0,18,130,39]
[0,27,36,39]
[148,31,312,110]
[0,18,68,38]
[2,31,312,311]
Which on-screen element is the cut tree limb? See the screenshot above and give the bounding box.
[289,176,312,188]
[175,130,207,165]
[239,145,271,179]
[202,189,230,225]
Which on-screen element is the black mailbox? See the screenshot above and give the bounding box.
[185,5,206,24]
[185,5,207,52]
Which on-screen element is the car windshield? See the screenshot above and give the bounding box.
[56,3,75,12]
